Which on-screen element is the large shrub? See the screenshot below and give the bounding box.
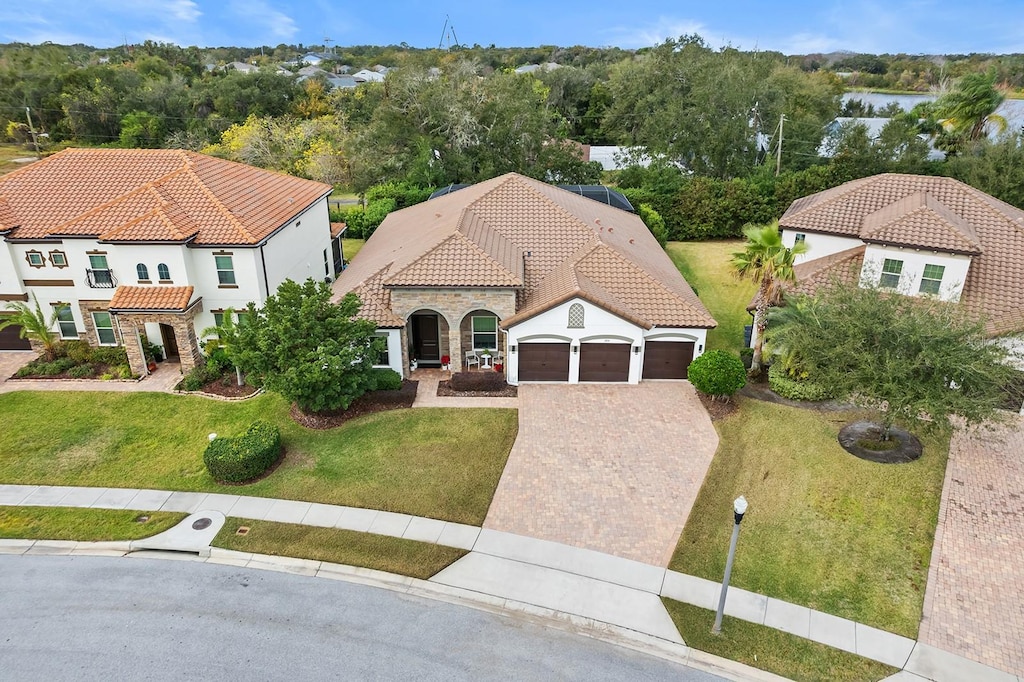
[637,203,668,247]
[369,368,403,391]
[687,350,746,399]
[767,363,834,402]
[203,421,282,483]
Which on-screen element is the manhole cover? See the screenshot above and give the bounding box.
[192,517,213,530]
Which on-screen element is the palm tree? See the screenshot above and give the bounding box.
[200,307,244,386]
[0,295,61,361]
[732,222,808,374]
[935,71,1007,149]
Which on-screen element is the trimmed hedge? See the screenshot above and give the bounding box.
[370,368,403,391]
[768,363,835,402]
[203,421,282,483]
[449,371,507,392]
[687,350,746,398]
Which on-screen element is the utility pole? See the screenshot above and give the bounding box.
[25,107,41,160]
[775,114,785,177]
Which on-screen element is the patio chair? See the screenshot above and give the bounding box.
[465,350,480,369]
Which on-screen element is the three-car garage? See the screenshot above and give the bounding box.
[514,338,697,383]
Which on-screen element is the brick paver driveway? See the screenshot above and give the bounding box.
[484,382,719,566]
[0,351,34,382]
[919,415,1024,677]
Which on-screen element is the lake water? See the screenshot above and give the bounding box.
[841,92,1024,133]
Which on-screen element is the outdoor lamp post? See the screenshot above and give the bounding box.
[712,495,748,634]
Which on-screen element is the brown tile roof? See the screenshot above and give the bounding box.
[109,285,195,312]
[333,173,716,330]
[780,174,1024,336]
[330,222,347,238]
[0,149,331,245]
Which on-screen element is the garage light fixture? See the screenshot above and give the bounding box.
[509,345,516,353]
[633,346,641,354]
[572,345,578,354]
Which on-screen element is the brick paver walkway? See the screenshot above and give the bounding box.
[484,382,719,567]
[919,415,1024,677]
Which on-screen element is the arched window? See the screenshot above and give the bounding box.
[157,263,170,281]
[568,302,585,328]
[136,263,149,281]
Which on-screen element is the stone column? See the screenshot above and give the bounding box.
[176,313,203,373]
[120,321,148,377]
[449,325,462,372]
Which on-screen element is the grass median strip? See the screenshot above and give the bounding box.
[0,506,185,541]
[214,518,467,580]
[663,599,897,682]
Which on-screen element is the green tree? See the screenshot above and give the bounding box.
[236,279,381,413]
[933,70,1008,153]
[731,221,808,373]
[0,295,61,361]
[767,284,1018,437]
[200,307,245,386]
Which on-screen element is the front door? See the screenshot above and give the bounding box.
[411,314,440,364]
[160,323,180,360]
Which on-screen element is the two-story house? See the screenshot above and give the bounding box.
[0,148,338,376]
[775,173,1024,356]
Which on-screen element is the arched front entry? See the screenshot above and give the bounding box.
[406,309,450,368]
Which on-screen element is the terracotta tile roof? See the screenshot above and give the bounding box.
[330,222,347,238]
[781,174,1024,336]
[334,173,716,330]
[0,149,331,245]
[109,285,195,312]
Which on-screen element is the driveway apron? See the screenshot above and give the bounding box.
[484,382,718,566]
[918,415,1024,677]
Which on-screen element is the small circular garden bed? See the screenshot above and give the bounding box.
[837,421,923,463]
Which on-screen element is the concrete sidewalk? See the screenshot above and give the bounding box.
[0,483,1018,682]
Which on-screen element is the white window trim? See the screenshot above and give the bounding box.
[215,255,236,286]
[55,305,78,340]
[879,258,903,289]
[919,264,945,295]
[471,315,498,350]
[92,312,117,346]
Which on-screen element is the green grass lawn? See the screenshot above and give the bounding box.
[671,398,948,638]
[215,518,466,579]
[0,506,185,540]
[663,599,896,682]
[666,240,756,354]
[0,392,517,525]
[342,238,365,264]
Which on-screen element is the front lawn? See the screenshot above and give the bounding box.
[672,398,948,638]
[666,240,756,354]
[0,392,517,525]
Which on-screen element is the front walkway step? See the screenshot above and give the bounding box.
[130,511,225,557]
[430,552,682,643]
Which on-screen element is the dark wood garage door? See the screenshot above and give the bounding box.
[642,341,695,380]
[518,343,570,381]
[579,343,630,382]
[0,322,31,350]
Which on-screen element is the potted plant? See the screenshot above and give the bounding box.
[441,354,450,370]
[494,363,503,372]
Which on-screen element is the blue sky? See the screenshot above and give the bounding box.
[3,0,1023,54]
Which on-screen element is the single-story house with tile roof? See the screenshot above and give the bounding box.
[771,173,1024,359]
[331,173,716,384]
[0,148,342,376]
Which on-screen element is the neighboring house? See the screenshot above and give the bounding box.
[352,69,385,83]
[0,149,336,376]
[332,173,716,384]
[226,61,258,73]
[820,117,946,161]
[579,145,652,171]
[514,63,561,74]
[774,173,1024,354]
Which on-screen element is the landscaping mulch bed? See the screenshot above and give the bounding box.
[739,381,854,412]
[195,377,260,399]
[697,392,739,421]
[290,380,419,429]
[837,421,923,463]
[436,380,517,398]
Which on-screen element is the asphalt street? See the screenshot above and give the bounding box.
[0,555,725,681]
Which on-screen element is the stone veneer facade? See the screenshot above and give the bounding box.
[389,288,517,373]
[114,307,204,377]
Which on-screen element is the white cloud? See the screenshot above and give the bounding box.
[605,17,711,49]
[165,0,201,23]
[229,0,299,42]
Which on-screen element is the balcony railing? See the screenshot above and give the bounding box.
[85,268,117,289]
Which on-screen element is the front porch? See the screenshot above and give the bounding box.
[108,286,203,378]
[403,307,509,375]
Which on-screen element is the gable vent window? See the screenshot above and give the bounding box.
[568,302,585,328]
[136,263,150,281]
[919,264,945,295]
[879,259,903,289]
[157,263,171,281]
